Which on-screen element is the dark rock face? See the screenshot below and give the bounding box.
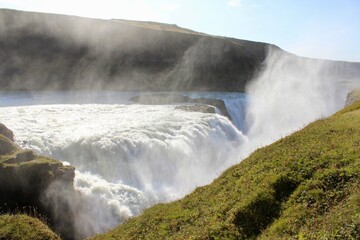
[0,9,269,92]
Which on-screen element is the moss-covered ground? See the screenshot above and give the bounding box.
[0,214,60,240]
[92,101,360,240]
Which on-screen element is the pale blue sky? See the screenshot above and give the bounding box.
[1,0,359,62]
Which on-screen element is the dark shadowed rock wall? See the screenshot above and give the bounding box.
[0,9,270,92]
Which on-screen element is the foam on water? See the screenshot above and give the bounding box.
[0,103,246,236]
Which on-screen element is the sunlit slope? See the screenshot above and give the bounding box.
[92,101,360,240]
[111,19,203,35]
[0,214,60,240]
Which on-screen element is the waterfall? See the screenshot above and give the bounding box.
[0,103,246,236]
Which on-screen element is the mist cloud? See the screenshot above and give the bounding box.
[244,46,353,153]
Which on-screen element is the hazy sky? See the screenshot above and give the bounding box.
[1,0,359,62]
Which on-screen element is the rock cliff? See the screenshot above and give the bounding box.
[0,9,270,92]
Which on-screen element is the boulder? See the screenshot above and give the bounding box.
[345,88,360,106]
[130,94,192,104]
[175,105,216,114]
[130,93,232,121]
[6,149,35,164]
[0,134,18,155]
[0,123,14,141]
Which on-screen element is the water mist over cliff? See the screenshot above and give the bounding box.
[244,47,353,153]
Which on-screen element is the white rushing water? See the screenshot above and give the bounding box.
[0,101,247,236]
[0,91,248,132]
[1,48,357,239]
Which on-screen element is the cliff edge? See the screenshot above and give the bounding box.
[0,123,76,239]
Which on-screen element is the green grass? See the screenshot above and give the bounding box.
[0,214,60,240]
[92,101,360,240]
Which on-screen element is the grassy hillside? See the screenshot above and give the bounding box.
[92,101,360,240]
[0,214,60,240]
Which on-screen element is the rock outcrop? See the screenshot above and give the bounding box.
[130,94,232,120]
[175,105,216,114]
[0,123,14,141]
[345,88,360,106]
[0,123,76,240]
[130,94,193,105]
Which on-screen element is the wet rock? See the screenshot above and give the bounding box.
[130,93,232,121]
[176,105,216,114]
[0,134,18,155]
[130,94,192,104]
